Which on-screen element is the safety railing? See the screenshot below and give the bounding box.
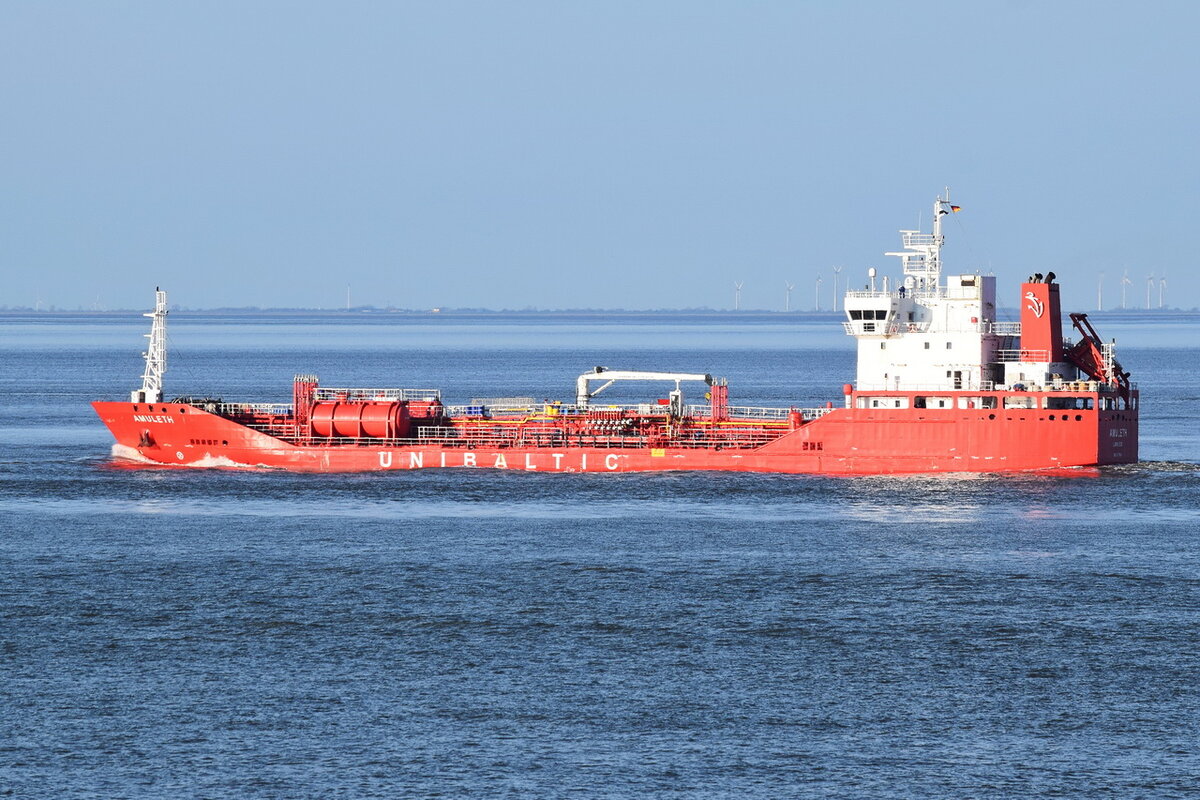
[995,349,1050,362]
[217,402,293,416]
[901,232,936,247]
[853,380,1119,393]
[983,321,1022,335]
[888,320,931,335]
[469,397,537,407]
[723,405,791,420]
[313,387,441,401]
[412,426,786,450]
[231,418,814,450]
[439,402,823,423]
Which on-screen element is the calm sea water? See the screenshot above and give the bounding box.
[2,311,1198,799]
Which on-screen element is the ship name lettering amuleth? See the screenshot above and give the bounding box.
[93,195,1139,473]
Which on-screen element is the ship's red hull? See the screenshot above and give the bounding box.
[93,394,1139,474]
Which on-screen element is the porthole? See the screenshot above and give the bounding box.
[1049,414,1056,420]
[1075,414,1082,421]
[988,413,996,420]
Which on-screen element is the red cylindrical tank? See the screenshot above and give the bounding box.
[311,402,410,438]
[359,402,410,438]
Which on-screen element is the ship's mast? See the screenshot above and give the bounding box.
[885,190,955,291]
[133,288,168,403]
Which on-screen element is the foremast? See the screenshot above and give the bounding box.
[132,288,168,403]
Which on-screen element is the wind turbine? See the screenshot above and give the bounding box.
[832,266,843,312]
[784,281,794,312]
[1097,272,1104,311]
[1146,273,1154,310]
[1120,270,1131,309]
[1159,273,1167,309]
[734,281,743,311]
[814,274,823,312]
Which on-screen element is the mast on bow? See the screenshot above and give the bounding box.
[132,288,168,403]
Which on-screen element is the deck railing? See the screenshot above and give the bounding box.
[313,387,441,402]
[217,402,293,416]
[237,421,795,450]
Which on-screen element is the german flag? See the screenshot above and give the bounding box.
[950,205,961,212]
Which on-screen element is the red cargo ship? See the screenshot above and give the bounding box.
[94,195,1138,473]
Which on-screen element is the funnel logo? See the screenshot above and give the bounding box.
[1024,291,1044,318]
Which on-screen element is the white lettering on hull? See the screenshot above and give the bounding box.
[133,414,174,424]
[368,450,645,472]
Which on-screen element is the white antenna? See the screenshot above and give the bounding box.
[1120,269,1131,309]
[832,265,843,312]
[1146,273,1154,310]
[133,288,168,403]
[1097,271,1104,311]
[784,281,794,312]
[814,274,823,311]
[868,267,877,293]
[1159,273,1166,309]
[734,281,743,311]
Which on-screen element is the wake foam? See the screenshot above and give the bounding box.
[109,443,274,471]
[111,443,158,465]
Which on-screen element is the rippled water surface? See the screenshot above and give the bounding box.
[2,311,1198,798]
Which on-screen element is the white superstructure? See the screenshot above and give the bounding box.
[843,195,1003,392]
[844,194,1089,393]
[842,194,1081,398]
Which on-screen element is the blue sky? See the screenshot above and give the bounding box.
[2,1,1196,311]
